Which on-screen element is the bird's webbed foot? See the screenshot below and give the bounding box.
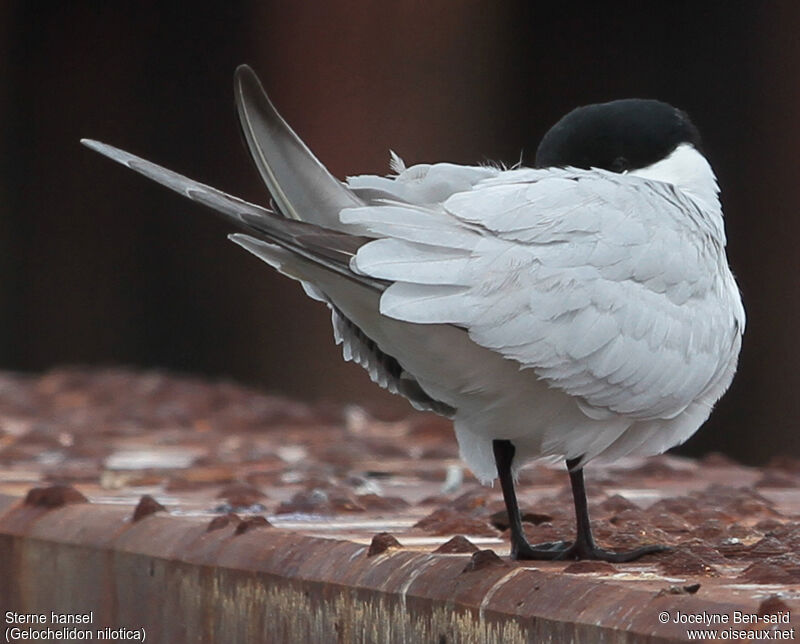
[512,536,667,561]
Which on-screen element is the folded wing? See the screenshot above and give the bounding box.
[346,168,744,421]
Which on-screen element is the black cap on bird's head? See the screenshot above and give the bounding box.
[535,99,702,174]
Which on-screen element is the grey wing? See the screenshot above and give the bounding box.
[80,139,377,287]
[345,168,745,421]
[234,65,363,230]
[235,64,501,215]
[229,235,454,416]
[81,139,452,415]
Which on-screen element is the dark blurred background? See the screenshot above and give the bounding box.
[1,3,797,463]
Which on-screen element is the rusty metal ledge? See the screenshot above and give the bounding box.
[0,493,783,643]
[1,369,799,642]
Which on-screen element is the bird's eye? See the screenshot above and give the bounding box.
[610,156,630,172]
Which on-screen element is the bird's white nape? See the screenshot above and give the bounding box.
[629,143,720,214]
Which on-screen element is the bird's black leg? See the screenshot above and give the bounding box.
[492,440,667,561]
[492,439,568,559]
[555,458,668,562]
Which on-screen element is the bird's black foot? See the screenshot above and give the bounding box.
[511,539,570,560]
[511,535,668,561]
[553,541,668,562]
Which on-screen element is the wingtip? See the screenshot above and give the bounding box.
[234,63,256,79]
[80,138,102,150]
[78,139,135,167]
[234,64,262,96]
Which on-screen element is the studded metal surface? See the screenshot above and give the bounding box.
[0,368,798,642]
